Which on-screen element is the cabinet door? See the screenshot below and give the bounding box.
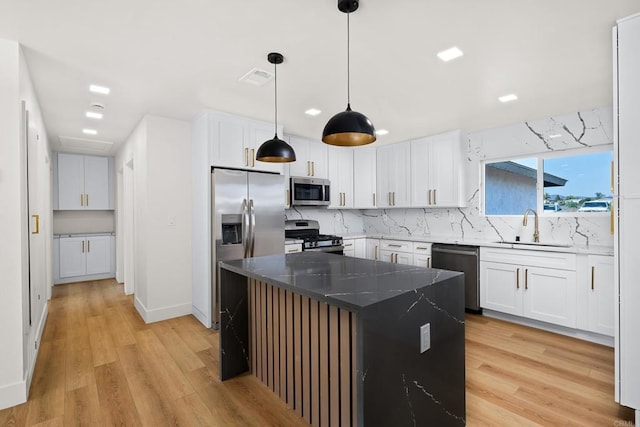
[354,238,366,259]
[395,252,413,265]
[410,137,432,206]
[210,116,247,169]
[57,153,85,210]
[390,142,411,207]
[430,132,463,207]
[376,146,392,207]
[328,148,354,208]
[288,136,310,177]
[365,238,380,260]
[284,243,302,254]
[523,266,577,328]
[250,124,284,174]
[480,261,522,315]
[413,254,431,268]
[343,238,356,257]
[587,255,615,336]
[307,141,328,179]
[85,236,112,275]
[83,155,110,210]
[380,250,394,263]
[59,237,86,278]
[353,148,377,208]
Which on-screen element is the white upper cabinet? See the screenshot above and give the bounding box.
[328,147,354,208]
[288,136,328,179]
[410,130,465,208]
[56,153,113,210]
[353,147,377,209]
[206,110,283,174]
[377,141,411,208]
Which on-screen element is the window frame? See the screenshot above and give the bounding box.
[480,145,613,217]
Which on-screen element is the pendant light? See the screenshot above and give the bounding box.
[322,0,376,147]
[256,52,296,162]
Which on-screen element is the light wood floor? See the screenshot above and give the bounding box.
[0,279,634,426]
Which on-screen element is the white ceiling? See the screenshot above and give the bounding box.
[1,0,639,155]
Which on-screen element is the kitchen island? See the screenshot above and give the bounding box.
[218,251,465,426]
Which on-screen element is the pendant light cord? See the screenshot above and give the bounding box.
[347,12,351,108]
[274,61,278,136]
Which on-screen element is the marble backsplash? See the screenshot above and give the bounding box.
[287,106,615,248]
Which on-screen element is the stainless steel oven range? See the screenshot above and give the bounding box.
[284,220,344,254]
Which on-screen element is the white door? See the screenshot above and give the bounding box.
[57,152,84,209]
[86,236,112,275]
[413,254,431,268]
[480,261,522,315]
[59,236,87,278]
[410,137,432,206]
[522,266,577,328]
[328,148,354,208]
[587,255,615,336]
[380,250,394,263]
[430,132,462,207]
[83,155,110,210]
[365,238,380,260]
[211,116,247,169]
[123,159,136,295]
[395,252,413,265]
[390,142,411,207]
[376,146,391,207]
[288,136,310,177]
[353,148,377,208]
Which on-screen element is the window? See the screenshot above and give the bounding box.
[483,148,613,216]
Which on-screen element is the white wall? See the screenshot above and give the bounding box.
[53,210,115,234]
[116,115,192,323]
[0,39,52,410]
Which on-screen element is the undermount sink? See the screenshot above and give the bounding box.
[494,240,572,248]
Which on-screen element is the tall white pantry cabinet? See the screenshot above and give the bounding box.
[614,13,640,420]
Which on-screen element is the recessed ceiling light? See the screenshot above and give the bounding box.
[498,94,518,103]
[89,84,110,95]
[305,108,322,116]
[82,129,97,135]
[549,134,562,139]
[375,129,389,136]
[86,111,103,119]
[437,46,464,62]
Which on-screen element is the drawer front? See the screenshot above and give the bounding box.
[285,243,302,254]
[380,239,413,253]
[480,247,576,270]
[412,242,432,254]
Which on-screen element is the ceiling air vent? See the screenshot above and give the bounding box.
[239,67,274,86]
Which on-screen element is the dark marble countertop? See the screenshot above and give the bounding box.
[219,251,462,312]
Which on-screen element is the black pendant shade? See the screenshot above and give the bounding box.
[322,104,376,146]
[322,0,376,147]
[256,134,296,162]
[256,52,296,163]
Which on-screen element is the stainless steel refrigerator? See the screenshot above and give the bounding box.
[211,167,284,328]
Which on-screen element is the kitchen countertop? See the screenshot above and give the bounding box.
[54,232,115,238]
[219,251,462,312]
[340,233,613,256]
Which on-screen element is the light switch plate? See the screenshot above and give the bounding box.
[420,323,431,353]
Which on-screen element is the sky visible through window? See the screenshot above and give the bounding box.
[544,151,612,198]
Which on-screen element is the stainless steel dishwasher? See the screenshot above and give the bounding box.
[431,244,481,313]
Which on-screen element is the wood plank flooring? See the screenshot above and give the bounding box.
[0,279,635,426]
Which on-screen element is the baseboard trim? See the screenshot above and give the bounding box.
[54,273,115,285]
[134,298,192,324]
[0,380,27,411]
[191,305,210,328]
[482,309,614,347]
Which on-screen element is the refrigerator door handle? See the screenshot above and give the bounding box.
[249,199,256,257]
[242,198,249,258]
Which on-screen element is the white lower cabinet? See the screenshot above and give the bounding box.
[365,238,380,260]
[284,242,302,254]
[412,242,432,268]
[343,238,366,258]
[480,247,577,328]
[379,239,413,265]
[585,255,615,336]
[56,234,115,283]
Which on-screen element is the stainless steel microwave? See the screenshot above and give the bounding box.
[290,177,330,207]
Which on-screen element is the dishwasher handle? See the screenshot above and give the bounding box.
[431,247,478,256]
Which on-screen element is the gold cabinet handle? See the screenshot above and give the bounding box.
[373,193,376,207]
[285,190,289,205]
[611,200,615,235]
[428,189,432,205]
[392,192,396,206]
[427,257,431,268]
[311,161,315,177]
[388,192,391,206]
[31,214,40,234]
[392,253,397,263]
[433,189,437,205]
[591,266,595,290]
[375,245,378,260]
[388,244,402,248]
[416,246,428,250]
[85,194,89,207]
[525,268,528,290]
[245,148,249,166]
[82,240,85,253]
[516,268,520,289]
[610,160,614,193]
[344,243,353,247]
[251,149,255,167]
[307,161,310,176]
[87,240,91,252]
[81,194,84,207]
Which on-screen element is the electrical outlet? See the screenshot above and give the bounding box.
[420,323,431,353]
